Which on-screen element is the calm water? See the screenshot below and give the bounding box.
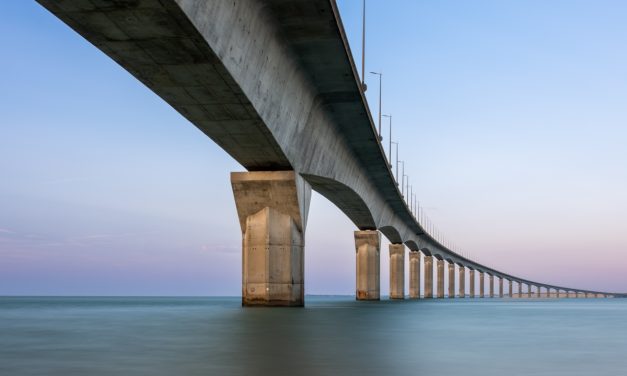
[1,297,626,376]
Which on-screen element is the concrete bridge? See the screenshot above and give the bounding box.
[37,0,623,305]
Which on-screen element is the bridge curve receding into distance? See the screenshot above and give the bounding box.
[37,0,624,305]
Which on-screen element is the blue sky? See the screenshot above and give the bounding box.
[1,1,627,295]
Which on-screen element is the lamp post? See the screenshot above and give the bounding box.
[369,71,382,140]
[391,141,399,182]
[361,0,367,91]
[382,114,392,167]
[413,194,417,218]
[398,161,405,195]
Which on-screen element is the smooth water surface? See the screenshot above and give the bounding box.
[1,297,626,375]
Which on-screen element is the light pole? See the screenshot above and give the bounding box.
[413,194,416,217]
[399,161,405,196]
[361,0,367,91]
[382,114,392,167]
[369,71,382,140]
[391,141,399,182]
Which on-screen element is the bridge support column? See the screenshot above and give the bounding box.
[448,262,455,298]
[458,266,465,298]
[437,260,445,298]
[409,251,421,298]
[469,269,475,298]
[231,171,311,307]
[499,277,504,298]
[556,289,560,298]
[517,281,521,298]
[537,286,541,298]
[355,230,381,300]
[527,284,532,298]
[479,272,485,298]
[389,244,405,299]
[424,255,434,298]
[508,280,513,298]
[489,274,494,298]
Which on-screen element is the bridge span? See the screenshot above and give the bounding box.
[37,0,623,305]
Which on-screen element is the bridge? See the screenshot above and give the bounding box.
[37,0,623,305]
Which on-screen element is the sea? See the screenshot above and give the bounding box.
[1,296,626,376]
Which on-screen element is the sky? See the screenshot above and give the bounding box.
[1,1,627,295]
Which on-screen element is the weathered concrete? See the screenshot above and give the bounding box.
[424,256,434,298]
[355,230,380,300]
[459,265,465,298]
[408,251,421,298]
[508,279,513,298]
[231,171,311,306]
[469,269,475,298]
[479,272,485,298]
[527,284,532,298]
[489,274,494,298]
[499,277,504,298]
[389,244,405,299]
[437,260,445,298]
[537,286,541,298]
[448,262,455,298]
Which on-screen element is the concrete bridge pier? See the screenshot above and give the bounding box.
[469,269,475,298]
[231,171,311,307]
[389,244,405,299]
[556,289,560,298]
[479,272,485,298]
[499,277,504,298]
[537,286,541,298]
[518,281,522,298]
[425,255,434,298]
[527,284,532,298]
[458,266,465,298]
[489,274,494,298]
[355,231,381,301]
[408,251,421,298]
[448,262,455,298]
[437,260,445,298]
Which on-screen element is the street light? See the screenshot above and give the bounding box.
[382,114,392,167]
[399,161,405,196]
[369,71,382,140]
[411,192,415,217]
[361,0,367,92]
[413,194,417,218]
[391,141,399,182]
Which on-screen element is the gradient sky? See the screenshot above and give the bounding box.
[1,1,627,295]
